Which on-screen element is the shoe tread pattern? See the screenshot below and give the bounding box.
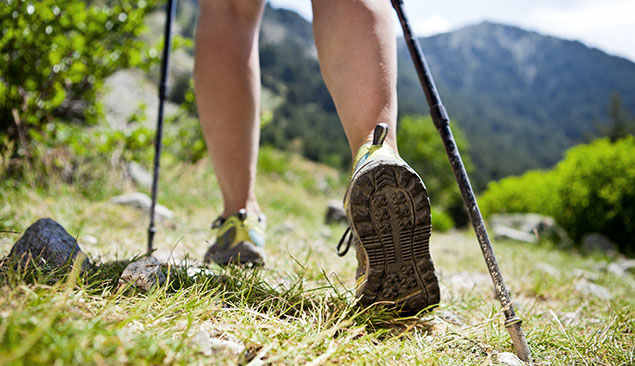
[350,161,440,314]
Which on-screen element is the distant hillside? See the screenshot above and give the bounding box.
[170,4,635,189]
[397,22,635,187]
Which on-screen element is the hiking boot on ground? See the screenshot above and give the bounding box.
[204,209,266,266]
[337,123,440,314]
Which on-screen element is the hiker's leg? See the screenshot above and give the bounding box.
[311,0,398,155]
[195,0,265,217]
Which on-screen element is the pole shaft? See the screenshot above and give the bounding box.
[390,0,531,361]
[148,0,177,255]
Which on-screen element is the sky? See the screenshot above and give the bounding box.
[269,0,635,62]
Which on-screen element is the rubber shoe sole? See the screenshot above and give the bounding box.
[348,159,440,315]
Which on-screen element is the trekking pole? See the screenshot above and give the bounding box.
[390,0,532,362]
[148,0,177,255]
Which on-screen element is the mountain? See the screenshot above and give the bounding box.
[172,4,635,189]
[396,21,635,187]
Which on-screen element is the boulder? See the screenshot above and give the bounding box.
[110,192,174,221]
[325,200,347,224]
[8,218,88,270]
[581,233,618,255]
[575,279,611,300]
[489,213,570,245]
[127,161,153,190]
[119,256,166,291]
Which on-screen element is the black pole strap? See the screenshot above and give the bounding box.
[390,0,531,361]
[148,0,177,255]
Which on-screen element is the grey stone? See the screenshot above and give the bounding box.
[119,256,166,291]
[497,352,524,366]
[110,192,174,221]
[272,221,296,234]
[581,233,618,255]
[436,310,463,325]
[443,272,490,290]
[572,268,601,282]
[9,218,88,270]
[575,279,611,300]
[320,227,332,239]
[492,225,537,244]
[80,235,98,246]
[535,262,560,277]
[191,325,245,358]
[607,263,625,276]
[325,200,347,224]
[127,161,153,189]
[617,259,635,274]
[560,310,581,327]
[186,266,217,279]
[489,213,571,245]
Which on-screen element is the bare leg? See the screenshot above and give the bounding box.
[311,0,398,156]
[194,0,265,218]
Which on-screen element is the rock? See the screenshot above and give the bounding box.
[489,213,570,245]
[191,326,245,358]
[320,227,332,239]
[535,262,560,277]
[80,235,98,246]
[436,310,463,325]
[560,309,581,326]
[443,272,490,290]
[9,218,88,270]
[492,225,537,244]
[581,233,618,255]
[272,221,296,234]
[607,263,625,276]
[575,279,611,300]
[110,192,174,221]
[186,266,218,279]
[572,268,601,282]
[119,256,166,291]
[617,259,635,274]
[325,200,347,224]
[209,337,245,357]
[127,161,153,189]
[497,352,524,366]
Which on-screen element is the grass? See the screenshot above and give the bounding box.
[0,151,633,365]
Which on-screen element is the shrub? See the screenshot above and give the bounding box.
[398,115,472,227]
[0,0,157,150]
[479,136,635,254]
[431,208,455,233]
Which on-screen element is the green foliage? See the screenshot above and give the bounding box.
[0,0,157,149]
[398,115,471,227]
[431,208,454,232]
[480,136,635,254]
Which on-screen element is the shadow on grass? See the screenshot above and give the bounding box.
[0,254,435,335]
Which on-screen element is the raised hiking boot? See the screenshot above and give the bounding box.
[337,123,440,314]
[204,209,266,266]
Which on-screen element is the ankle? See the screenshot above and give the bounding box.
[222,198,261,219]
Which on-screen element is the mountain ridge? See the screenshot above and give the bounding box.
[171,4,635,188]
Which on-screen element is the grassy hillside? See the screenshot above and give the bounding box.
[1,152,633,365]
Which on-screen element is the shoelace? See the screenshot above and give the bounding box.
[336,226,353,257]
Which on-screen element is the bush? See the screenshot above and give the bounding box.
[480,136,635,254]
[398,115,472,227]
[0,0,157,150]
[431,208,455,233]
